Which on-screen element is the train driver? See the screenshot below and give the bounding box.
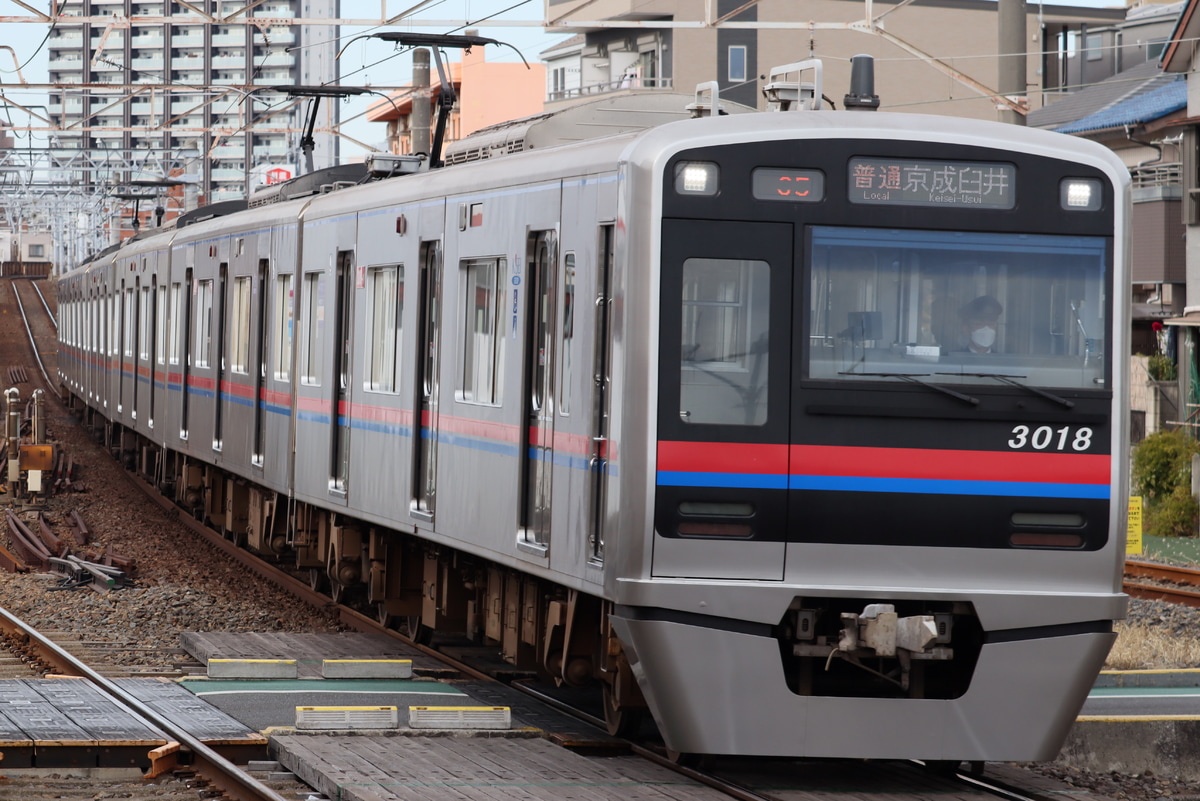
[959,295,1003,354]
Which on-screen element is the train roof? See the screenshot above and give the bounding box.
[442,91,756,165]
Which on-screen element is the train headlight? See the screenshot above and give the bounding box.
[675,161,719,196]
[1061,178,1101,211]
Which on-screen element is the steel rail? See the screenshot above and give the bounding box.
[0,604,291,801]
[1123,560,1200,607]
[1125,559,1200,586]
[30,280,56,330]
[1123,581,1200,608]
[11,281,54,390]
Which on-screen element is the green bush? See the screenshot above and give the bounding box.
[1148,353,1177,381]
[1148,483,1200,538]
[1133,429,1200,537]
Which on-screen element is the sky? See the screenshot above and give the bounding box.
[0,0,1137,167]
[0,0,568,160]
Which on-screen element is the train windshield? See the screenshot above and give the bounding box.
[807,227,1108,390]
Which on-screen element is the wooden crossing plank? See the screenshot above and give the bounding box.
[26,678,164,744]
[272,734,729,801]
[114,677,265,744]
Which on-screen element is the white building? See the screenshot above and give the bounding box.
[47,0,339,204]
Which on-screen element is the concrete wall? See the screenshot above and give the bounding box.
[461,46,547,138]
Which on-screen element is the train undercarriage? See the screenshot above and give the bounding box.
[76,403,650,736]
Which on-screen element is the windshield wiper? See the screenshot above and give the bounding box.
[945,372,1074,409]
[839,372,979,406]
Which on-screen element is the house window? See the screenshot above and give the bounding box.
[728,45,747,83]
[28,244,44,258]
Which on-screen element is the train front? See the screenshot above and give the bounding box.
[606,110,1129,761]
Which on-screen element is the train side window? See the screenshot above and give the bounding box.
[230,276,252,374]
[302,272,322,386]
[168,283,182,365]
[123,288,134,358]
[109,292,118,357]
[459,257,506,404]
[273,274,294,381]
[559,252,575,417]
[139,287,151,361]
[366,265,402,393]
[679,257,771,426]
[194,280,213,369]
[156,284,167,365]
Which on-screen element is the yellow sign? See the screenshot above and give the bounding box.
[1127,496,1144,554]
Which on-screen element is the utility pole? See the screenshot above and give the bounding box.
[998,0,1027,125]
[412,49,432,157]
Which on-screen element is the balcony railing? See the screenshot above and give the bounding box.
[547,76,673,103]
[1131,162,1181,189]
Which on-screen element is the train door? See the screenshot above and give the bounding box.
[653,219,793,580]
[520,231,558,550]
[253,259,269,467]
[181,267,193,438]
[118,280,129,415]
[412,240,442,520]
[330,251,353,493]
[214,263,228,450]
[132,277,141,422]
[149,276,159,428]
[589,225,615,562]
[108,283,118,412]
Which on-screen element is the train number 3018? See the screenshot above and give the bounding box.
[1007,425,1093,451]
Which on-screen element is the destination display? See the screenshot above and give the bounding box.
[847,158,1016,209]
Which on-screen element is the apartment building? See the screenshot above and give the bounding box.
[541,0,1125,120]
[47,0,339,204]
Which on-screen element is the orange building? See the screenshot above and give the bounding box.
[367,40,546,155]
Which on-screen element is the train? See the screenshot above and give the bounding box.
[56,54,1129,763]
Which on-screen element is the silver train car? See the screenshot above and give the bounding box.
[57,73,1129,762]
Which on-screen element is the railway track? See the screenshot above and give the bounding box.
[0,604,298,801]
[1124,559,1200,607]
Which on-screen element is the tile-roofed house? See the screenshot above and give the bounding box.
[1056,74,1187,134]
[1028,60,1183,132]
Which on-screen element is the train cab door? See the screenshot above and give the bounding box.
[589,225,615,563]
[654,219,793,580]
[520,231,558,551]
[412,240,442,522]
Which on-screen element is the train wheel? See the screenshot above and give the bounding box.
[376,603,394,628]
[308,568,328,593]
[329,580,347,604]
[403,616,433,645]
[602,682,644,738]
